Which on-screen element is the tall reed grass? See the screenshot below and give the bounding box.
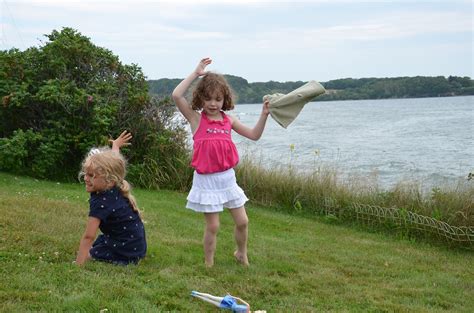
[235,155,473,228]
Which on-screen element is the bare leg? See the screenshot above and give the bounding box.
[229,206,249,266]
[203,213,220,267]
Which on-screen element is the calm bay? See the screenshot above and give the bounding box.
[232,96,473,189]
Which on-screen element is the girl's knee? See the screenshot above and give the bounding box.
[206,221,220,234]
[235,216,248,230]
[204,213,220,234]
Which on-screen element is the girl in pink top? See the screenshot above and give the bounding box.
[172,57,270,267]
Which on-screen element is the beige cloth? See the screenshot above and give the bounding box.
[264,80,325,128]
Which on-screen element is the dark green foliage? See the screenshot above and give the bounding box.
[0,28,191,189]
[149,75,473,104]
[148,78,181,96]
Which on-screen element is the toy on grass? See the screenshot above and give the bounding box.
[191,291,250,313]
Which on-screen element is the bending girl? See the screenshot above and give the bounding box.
[75,131,146,266]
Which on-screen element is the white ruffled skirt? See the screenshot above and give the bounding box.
[186,168,248,213]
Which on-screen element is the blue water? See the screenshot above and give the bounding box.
[231,96,474,189]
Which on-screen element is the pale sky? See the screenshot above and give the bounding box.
[1,0,472,82]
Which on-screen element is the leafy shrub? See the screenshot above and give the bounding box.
[0,28,191,189]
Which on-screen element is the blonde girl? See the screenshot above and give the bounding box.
[75,131,146,266]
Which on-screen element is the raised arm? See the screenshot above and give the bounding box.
[231,100,270,141]
[172,57,212,130]
[109,130,132,152]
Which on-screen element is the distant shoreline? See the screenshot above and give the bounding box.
[148,75,474,103]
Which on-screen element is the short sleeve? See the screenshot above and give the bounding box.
[89,192,114,221]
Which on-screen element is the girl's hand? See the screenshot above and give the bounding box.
[194,57,212,76]
[110,130,132,152]
[262,99,270,116]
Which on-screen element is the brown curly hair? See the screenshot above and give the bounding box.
[191,72,234,111]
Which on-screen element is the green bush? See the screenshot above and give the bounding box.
[0,27,191,189]
[0,129,41,173]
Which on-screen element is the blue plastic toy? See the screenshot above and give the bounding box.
[191,291,249,312]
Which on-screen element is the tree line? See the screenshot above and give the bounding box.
[149,75,474,104]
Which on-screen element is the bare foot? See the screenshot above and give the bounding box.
[234,251,249,266]
[205,261,214,268]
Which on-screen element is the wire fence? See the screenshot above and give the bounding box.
[322,198,473,249]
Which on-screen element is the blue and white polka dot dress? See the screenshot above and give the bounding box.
[88,187,146,265]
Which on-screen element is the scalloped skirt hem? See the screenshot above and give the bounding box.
[186,168,248,213]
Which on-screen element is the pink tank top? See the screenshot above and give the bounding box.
[191,111,239,174]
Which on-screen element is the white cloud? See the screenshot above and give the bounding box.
[1,0,472,81]
[223,10,472,54]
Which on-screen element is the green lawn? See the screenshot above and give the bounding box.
[0,172,472,312]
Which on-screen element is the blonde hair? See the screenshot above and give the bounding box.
[191,72,234,111]
[79,148,140,214]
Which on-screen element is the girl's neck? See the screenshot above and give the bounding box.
[203,110,223,121]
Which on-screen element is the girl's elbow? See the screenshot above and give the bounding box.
[171,89,184,101]
[81,233,95,242]
[171,92,179,102]
[249,134,261,141]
